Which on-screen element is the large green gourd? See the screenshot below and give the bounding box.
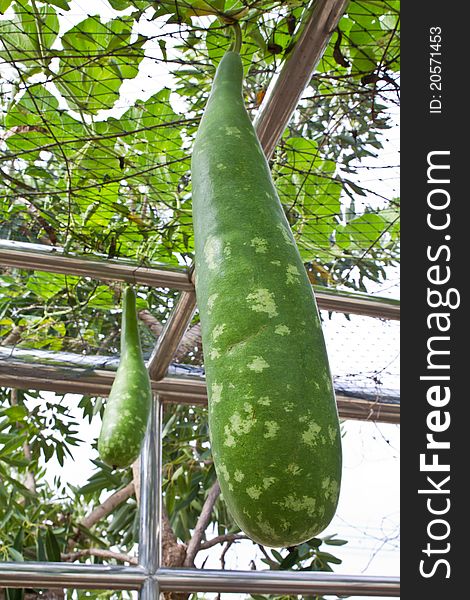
[191,50,342,547]
[98,286,151,469]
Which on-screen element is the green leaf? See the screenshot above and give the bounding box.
[6,589,24,600]
[36,531,47,561]
[87,286,116,310]
[45,527,62,562]
[324,537,348,546]
[278,549,299,570]
[56,16,145,114]
[108,0,132,9]
[2,405,27,420]
[47,0,70,10]
[7,547,24,561]
[173,483,200,513]
[343,213,388,249]
[0,1,58,65]
[0,0,13,14]
[0,434,28,456]
[316,550,342,565]
[271,549,283,563]
[13,526,23,551]
[108,502,134,533]
[26,271,79,301]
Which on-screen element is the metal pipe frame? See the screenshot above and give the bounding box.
[0,356,400,423]
[147,289,197,380]
[0,240,193,291]
[0,564,400,596]
[254,0,351,158]
[0,1,399,596]
[138,395,162,600]
[0,239,400,320]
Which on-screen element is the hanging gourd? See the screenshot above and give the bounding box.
[98,286,152,469]
[191,27,342,547]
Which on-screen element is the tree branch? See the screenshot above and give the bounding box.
[80,482,135,530]
[62,548,138,565]
[67,482,135,550]
[1,325,25,347]
[199,533,248,551]
[220,539,234,570]
[162,502,187,567]
[138,309,201,361]
[183,480,220,567]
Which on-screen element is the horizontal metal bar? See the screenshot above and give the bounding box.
[0,355,399,423]
[0,562,146,590]
[314,287,400,320]
[156,568,400,596]
[0,240,399,320]
[0,240,193,291]
[0,563,399,596]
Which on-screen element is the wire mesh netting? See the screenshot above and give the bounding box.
[1,0,400,364]
[1,0,399,282]
[0,1,400,592]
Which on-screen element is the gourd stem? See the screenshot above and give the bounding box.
[229,21,242,54]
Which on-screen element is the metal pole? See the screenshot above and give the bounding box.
[156,568,400,596]
[0,352,400,423]
[147,290,197,381]
[313,287,400,321]
[254,0,350,158]
[0,563,146,590]
[139,394,162,599]
[0,240,400,320]
[0,240,192,291]
[0,564,399,596]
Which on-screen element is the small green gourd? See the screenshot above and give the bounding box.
[98,286,151,469]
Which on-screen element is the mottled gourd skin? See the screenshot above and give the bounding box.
[98,287,152,469]
[191,51,342,547]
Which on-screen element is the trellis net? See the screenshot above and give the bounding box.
[0,0,400,587]
[1,0,400,380]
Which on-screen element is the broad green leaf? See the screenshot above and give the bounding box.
[87,286,116,310]
[56,16,145,114]
[5,88,85,161]
[0,1,58,65]
[2,405,28,420]
[26,271,78,300]
[45,0,70,11]
[284,137,319,172]
[298,219,334,251]
[0,0,13,13]
[343,213,388,250]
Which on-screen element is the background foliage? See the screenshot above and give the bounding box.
[0,0,399,598]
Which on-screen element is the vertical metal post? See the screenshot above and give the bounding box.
[139,394,162,599]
